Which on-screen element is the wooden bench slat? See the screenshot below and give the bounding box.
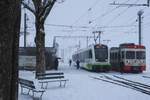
[38,75,64,80]
[37,72,64,76]
[19,78,45,99]
[37,72,69,88]
[39,79,69,83]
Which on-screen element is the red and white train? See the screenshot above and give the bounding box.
[110,43,146,73]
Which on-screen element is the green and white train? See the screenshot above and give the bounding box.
[72,44,111,71]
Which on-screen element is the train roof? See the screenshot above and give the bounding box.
[119,43,145,49]
[110,47,119,50]
[119,43,135,47]
[73,44,108,55]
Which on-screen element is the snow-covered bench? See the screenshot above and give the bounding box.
[37,72,69,89]
[19,78,45,99]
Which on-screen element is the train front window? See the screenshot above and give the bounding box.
[95,48,108,61]
[136,51,145,59]
[126,51,135,59]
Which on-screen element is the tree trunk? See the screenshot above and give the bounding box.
[35,18,46,75]
[0,0,21,100]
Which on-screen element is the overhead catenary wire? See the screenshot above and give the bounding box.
[143,24,150,28]
[89,0,131,24]
[90,0,149,36]
[143,21,150,26]
[143,10,150,18]
[104,6,131,26]
[123,20,137,34]
[44,23,136,29]
[24,0,149,35]
[26,21,137,33]
[124,6,148,34]
[105,0,140,26]
[26,27,137,33]
[71,0,101,26]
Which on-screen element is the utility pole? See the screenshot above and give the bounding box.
[24,12,27,47]
[137,10,144,45]
[93,31,102,44]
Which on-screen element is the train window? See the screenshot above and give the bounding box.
[126,51,135,59]
[121,51,124,59]
[114,53,118,59]
[95,48,108,61]
[89,50,92,58]
[136,51,145,59]
[112,53,115,59]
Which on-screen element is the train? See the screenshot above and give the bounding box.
[110,43,146,73]
[72,44,111,71]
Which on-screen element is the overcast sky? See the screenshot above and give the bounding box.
[20,0,150,63]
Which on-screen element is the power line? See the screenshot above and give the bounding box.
[103,0,148,36]
[71,0,101,26]
[143,23,150,28]
[89,0,131,24]
[110,0,150,7]
[44,23,136,29]
[143,21,150,25]
[54,35,94,38]
[123,20,137,34]
[105,0,140,25]
[105,6,131,25]
[27,26,137,33]
[144,11,150,17]
[124,6,148,34]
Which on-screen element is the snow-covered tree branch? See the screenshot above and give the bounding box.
[21,0,35,14]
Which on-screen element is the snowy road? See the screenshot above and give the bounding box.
[19,63,150,100]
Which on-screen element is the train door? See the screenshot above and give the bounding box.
[120,50,125,72]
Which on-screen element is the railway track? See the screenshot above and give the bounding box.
[90,75,150,95]
[112,75,150,90]
[142,76,150,79]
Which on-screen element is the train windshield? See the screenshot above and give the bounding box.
[126,51,135,59]
[136,51,145,59]
[95,48,108,62]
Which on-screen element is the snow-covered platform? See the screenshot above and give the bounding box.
[19,63,150,100]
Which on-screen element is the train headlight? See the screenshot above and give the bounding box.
[126,60,130,64]
[142,60,145,64]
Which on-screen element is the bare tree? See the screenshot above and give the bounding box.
[0,0,21,100]
[22,0,56,75]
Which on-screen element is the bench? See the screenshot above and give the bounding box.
[37,72,69,89]
[19,78,45,99]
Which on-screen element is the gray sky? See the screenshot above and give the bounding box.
[20,0,150,63]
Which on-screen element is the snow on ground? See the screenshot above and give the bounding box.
[19,63,150,100]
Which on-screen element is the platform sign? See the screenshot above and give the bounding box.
[19,56,36,67]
